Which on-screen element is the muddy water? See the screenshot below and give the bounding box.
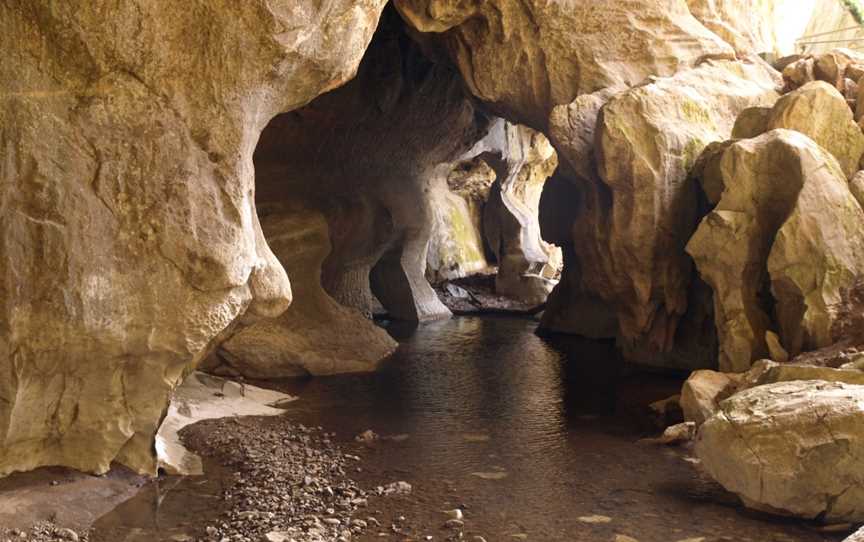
[91,316,843,542]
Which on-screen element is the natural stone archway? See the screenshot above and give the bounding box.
[0,0,387,477]
[208,6,490,385]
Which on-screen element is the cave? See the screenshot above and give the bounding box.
[3,1,864,541]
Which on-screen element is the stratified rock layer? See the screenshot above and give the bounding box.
[0,0,387,476]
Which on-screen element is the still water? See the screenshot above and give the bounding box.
[92,316,842,542]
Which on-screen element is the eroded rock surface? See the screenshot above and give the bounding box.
[216,206,398,378]
[542,58,779,369]
[0,0,387,477]
[688,129,864,371]
[394,0,733,128]
[766,81,864,177]
[252,9,487,324]
[696,380,864,522]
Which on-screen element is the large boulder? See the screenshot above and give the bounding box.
[394,0,733,128]
[696,380,864,522]
[680,370,740,426]
[0,0,387,477]
[688,129,864,371]
[765,81,864,178]
[541,58,779,369]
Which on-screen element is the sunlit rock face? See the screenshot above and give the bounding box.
[541,58,780,369]
[0,0,387,476]
[685,0,816,56]
[246,9,488,326]
[688,128,864,373]
[696,380,864,522]
[394,0,733,129]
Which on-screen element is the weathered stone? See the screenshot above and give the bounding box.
[427,158,495,282]
[766,81,864,178]
[844,526,864,542]
[782,57,815,89]
[680,370,740,426]
[547,59,778,358]
[252,11,488,323]
[764,331,789,362]
[688,129,856,371]
[0,0,387,477]
[690,139,738,205]
[849,170,864,209]
[696,380,864,522]
[481,122,561,305]
[394,0,733,128]
[744,360,864,389]
[731,106,772,139]
[767,137,864,356]
[216,206,398,378]
[685,0,801,55]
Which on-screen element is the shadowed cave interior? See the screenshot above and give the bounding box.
[6,1,864,541]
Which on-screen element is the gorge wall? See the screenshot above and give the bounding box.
[3,0,864,481]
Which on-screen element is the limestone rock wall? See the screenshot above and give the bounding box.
[394,0,733,129]
[0,0,387,477]
[216,204,398,378]
[540,58,780,369]
[249,9,488,326]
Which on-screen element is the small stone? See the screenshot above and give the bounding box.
[577,515,612,524]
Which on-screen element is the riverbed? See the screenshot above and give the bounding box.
[88,316,844,542]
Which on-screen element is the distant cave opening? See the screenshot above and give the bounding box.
[206,6,562,379]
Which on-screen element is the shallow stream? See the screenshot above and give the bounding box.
[90,316,842,542]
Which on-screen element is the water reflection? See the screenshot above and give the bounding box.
[91,316,841,542]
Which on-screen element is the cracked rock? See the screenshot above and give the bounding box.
[696,380,864,521]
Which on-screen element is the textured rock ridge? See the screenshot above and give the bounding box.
[541,57,779,368]
[0,0,387,476]
[394,0,733,128]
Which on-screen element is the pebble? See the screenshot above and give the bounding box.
[578,515,613,524]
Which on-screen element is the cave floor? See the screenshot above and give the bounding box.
[4,316,849,542]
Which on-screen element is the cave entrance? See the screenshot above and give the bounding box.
[206,6,563,379]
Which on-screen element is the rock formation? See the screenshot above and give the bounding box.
[425,119,561,306]
[215,205,398,378]
[0,0,387,477]
[541,57,779,369]
[696,380,864,522]
[688,129,864,372]
[394,0,733,128]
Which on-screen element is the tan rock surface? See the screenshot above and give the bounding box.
[544,59,779,361]
[766,81,864,178]
[0,0,387,477]
[217,206,398,378]
[730,106,772,139]
[394,0,733,128]
[685,0,799,55]
[767,144,864,356]
[481,122,561,305]
[696,380,864,522]
[680,370,740,426]
[687,129,852,371]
